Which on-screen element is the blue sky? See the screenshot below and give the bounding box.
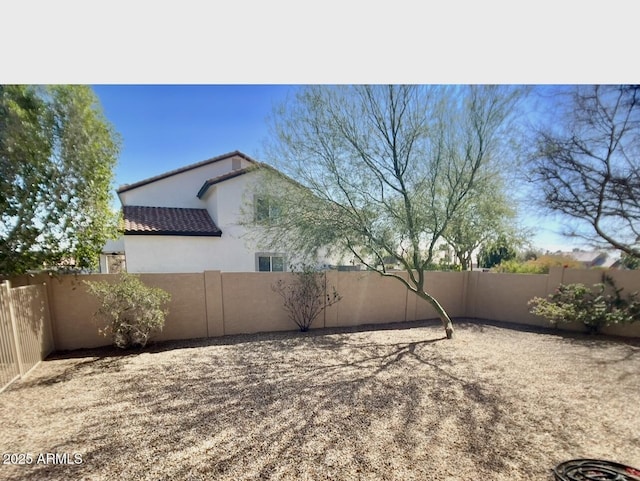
[92,85,293,187]
[4,2,635,256]
[92,84,582,253]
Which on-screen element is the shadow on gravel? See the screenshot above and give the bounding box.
[8,318,639,480]
[17,326,529,480]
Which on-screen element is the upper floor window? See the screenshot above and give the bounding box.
[255,196,280,223]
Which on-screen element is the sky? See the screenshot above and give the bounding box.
[91,84,583,254]
[92,85,292,187]
[6,2,637,255]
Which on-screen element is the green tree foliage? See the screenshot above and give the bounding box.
[528,275,640,333]
[477,235,517,269]
[249,85,526,339]
[0,85,121,276]
[85,273,171,349]
[272,264,342,332]
[495,254,583,274]
[442,179,523,270]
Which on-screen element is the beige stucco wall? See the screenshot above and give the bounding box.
[331,272,409,327]
[138,273,208,342]
[14,268,640,352]
[47,274,113,350]
[44,273,210,351]
[220,272,293,335]
[123,230,272,273]
[466,271,551,327]
[118,154,253,208]
[410,272,466,321]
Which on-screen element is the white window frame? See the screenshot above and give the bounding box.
[255,253,286,272]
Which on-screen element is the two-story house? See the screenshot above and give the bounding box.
[102,151,295,273]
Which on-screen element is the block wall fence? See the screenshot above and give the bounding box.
[10,267,640,352]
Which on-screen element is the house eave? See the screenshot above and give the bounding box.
[117,150,258,194]
[197,167,256,199]
[124,230,222,237]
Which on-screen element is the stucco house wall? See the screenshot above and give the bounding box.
[123,235,263,273]
[113,151,299,273]
[118,154,253,210]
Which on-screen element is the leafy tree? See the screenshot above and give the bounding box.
[272,264,342,332]
[478,234,518,269]
[0,85,121,276]
[86,273,171,349]
[441,178,522,270]
[249,85,526,339]
[529,85,640,259]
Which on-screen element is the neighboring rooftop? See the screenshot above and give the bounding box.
[555,249,621,268]
[123,206,222,236]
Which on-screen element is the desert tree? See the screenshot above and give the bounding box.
[529,85,640,259]
[0,85,121,276]
[441,176,525,271]
[248,85,526,339]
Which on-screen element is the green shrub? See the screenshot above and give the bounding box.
[496,255,583,274]
[528,275,640,333]
[85,273,171,349]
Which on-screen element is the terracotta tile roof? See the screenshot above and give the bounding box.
[123,206,222,236]
[117,151,257,194]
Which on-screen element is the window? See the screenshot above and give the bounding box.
[254,196,280,223]
[255,197,270,222]
[232,158,241,170]
[256,253,286,272]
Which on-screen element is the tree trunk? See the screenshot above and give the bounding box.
[417,290,455,339]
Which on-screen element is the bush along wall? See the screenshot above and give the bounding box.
[528,274,640,334]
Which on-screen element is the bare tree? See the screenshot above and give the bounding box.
[250,85,525,339]
[530,85,640,258]
[272,264,342,332]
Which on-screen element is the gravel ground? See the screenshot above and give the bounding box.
[1,319,639,481]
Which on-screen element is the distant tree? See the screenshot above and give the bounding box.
[496,254,583,274]
[248,85,526,339]
[518,248,542,262]
[442,177,522,270]
[0,85,121,276]
[478,234,518,269]
[530,85,640,259]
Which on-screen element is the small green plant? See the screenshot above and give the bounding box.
[528,275,640,333]
[85,273,171,349]
[272,264,342,332]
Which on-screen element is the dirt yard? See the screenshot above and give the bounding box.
[1,320,639,480]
